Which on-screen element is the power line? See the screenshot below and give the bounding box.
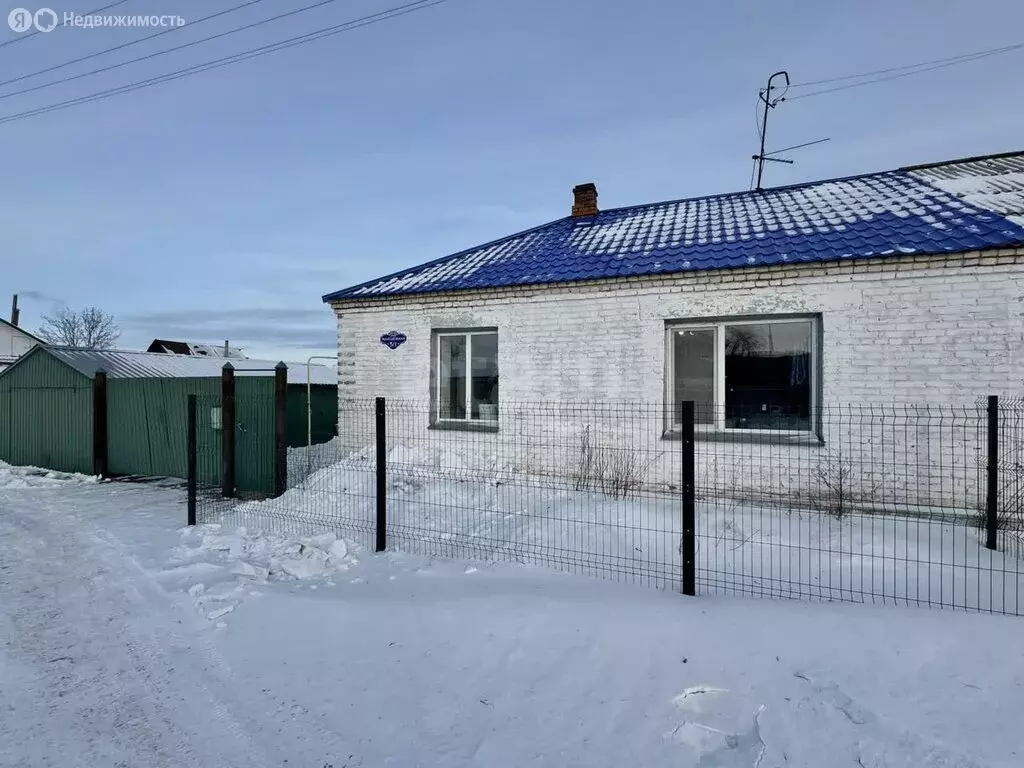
[764,137,830,157]
[0,0,346,101]
[788,41,1024,88]
[0,0,132,49]
[0,0,450,126]
[787,42,1024,101]
[0,0,273,89]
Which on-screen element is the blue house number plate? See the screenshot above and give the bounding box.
[380,331,407,350]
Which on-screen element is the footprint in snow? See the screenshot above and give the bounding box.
[792,672,988,768]
[665,686,766,767]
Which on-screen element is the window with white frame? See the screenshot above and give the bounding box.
[667,316,818,432]
[434,330,499,424]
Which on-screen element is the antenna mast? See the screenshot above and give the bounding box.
[752,70,790,190]
[749,71,831,189]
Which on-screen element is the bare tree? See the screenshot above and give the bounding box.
[37,306,121,349]
[725,327,761,357]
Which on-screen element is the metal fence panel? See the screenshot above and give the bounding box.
[191,397,1024,616]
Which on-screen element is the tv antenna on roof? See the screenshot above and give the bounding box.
[751,70,830,190]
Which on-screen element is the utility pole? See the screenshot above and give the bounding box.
[752,70,790,190]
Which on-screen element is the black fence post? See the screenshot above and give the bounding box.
[187,394,197,526]
[681,400,696,596]
[92,369,108,478]
[274,362,288,497]
[221,363,236,498]
[375,396,387,552]
[986,394,999,551]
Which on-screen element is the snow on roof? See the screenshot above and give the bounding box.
[43,347,337,385]
[908,153,1024,227]
[148,339,249,359]
[322,151,1024,301]
[187,342,248,359]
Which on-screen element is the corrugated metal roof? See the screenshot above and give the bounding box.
[322,150,1024,301]
[44,347,336,385]
[147,338,248,359]
[909,153,1024,227]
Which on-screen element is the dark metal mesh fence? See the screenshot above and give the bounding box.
[692,403,1021,613]
[191,397,1024,616]
[382,400,681,588]
[995,398,1024,564]
[194,395,377,548]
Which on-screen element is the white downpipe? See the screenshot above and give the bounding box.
[306,355,337,478]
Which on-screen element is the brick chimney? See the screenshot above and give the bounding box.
[571,182,598,217]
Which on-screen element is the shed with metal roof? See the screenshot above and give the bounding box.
[0,346,338,490]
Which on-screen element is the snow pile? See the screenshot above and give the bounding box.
[165,524,358,623]
[180,524,357,582]
[245,440,515,530]
[305,441,516,493]
[0,460,99,488]
[346,441,511,480]
[284,438,505,490]
[287,437,347,486]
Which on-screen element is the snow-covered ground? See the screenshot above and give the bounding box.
[0,459,100,488]
[246,442,1024,615]
[2,460,1023,767]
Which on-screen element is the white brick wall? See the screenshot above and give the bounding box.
[0,321,36,363]
[328,249,1024,515]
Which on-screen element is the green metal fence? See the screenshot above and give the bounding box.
[107,376,279,493]
[286,383,338,448]
[0,349,338,489]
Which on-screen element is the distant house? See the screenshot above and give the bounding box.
[320,150,1024,508]
[0,315,43,371]
[147,338,248,359]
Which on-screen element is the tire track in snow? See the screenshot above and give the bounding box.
[0,493,278,768]
[89,519,360,767]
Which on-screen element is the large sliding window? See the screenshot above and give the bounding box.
[668,316,818,432]
[434,330,499,424]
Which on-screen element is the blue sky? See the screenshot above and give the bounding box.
[2,0,1022,361]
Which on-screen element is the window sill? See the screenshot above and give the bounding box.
[661,428,824,447]
[429,420,500,434]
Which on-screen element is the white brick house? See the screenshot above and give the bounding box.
[323,152,1024,512]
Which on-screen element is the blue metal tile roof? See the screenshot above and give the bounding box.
[323,152,1024,301]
